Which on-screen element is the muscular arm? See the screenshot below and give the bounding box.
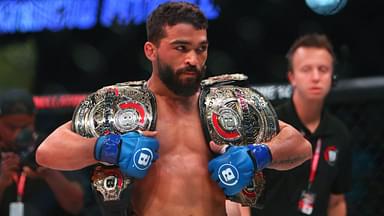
[36,121,97,170]
[328,194,347,216]
[267,121,312,170]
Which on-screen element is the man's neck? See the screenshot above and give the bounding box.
[147,76,199,110]
[292,93,324,133]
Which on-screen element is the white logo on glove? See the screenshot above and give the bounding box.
[222,168,235,181]
[133,147,154,170]
[218,164,239,186]
[138,153,150,166]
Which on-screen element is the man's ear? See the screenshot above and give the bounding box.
[144,42,157,61]
[287,71,295,87]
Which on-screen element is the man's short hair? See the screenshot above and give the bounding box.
[286,33,336,71]
[146,1,208,45]
[0,89,36,116]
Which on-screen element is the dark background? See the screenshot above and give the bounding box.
[2,0,383,95]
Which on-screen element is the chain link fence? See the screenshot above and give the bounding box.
[331,96,384,216]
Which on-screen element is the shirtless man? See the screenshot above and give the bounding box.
[36,2,312,215]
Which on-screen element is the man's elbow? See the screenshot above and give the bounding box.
[35,143,51,167]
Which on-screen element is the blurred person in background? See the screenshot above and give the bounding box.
[0,88,85,216]
[252,33,351,216]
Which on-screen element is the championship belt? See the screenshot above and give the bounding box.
[72,80,156,138]
[72,81,156,208]
[199,73,279,208]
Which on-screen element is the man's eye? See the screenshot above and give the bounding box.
[301,66,311,73]
[175,46,186,51]
[319,66,330,73]
[196,46,207,53]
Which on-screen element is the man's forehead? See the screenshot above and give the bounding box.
[163,24,207,40]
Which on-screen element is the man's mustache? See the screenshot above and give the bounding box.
[177,66,201,74]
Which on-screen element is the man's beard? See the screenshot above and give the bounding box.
[157,61,205,97]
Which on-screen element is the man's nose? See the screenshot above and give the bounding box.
[185,51,198,66]
[311,70,321,81]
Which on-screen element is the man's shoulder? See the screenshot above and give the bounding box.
[275,100,290,112]
[275,100,294,122]
[324,111,349,137]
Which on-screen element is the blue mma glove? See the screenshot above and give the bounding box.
[208,144,272,196]
[94,131,159,179]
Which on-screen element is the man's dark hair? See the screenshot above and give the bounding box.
[146,1,208,45]
[0,89,36,116]
[286,33,336,71]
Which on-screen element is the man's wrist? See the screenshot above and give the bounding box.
[247,144,272,170]
[95,134,121,165]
